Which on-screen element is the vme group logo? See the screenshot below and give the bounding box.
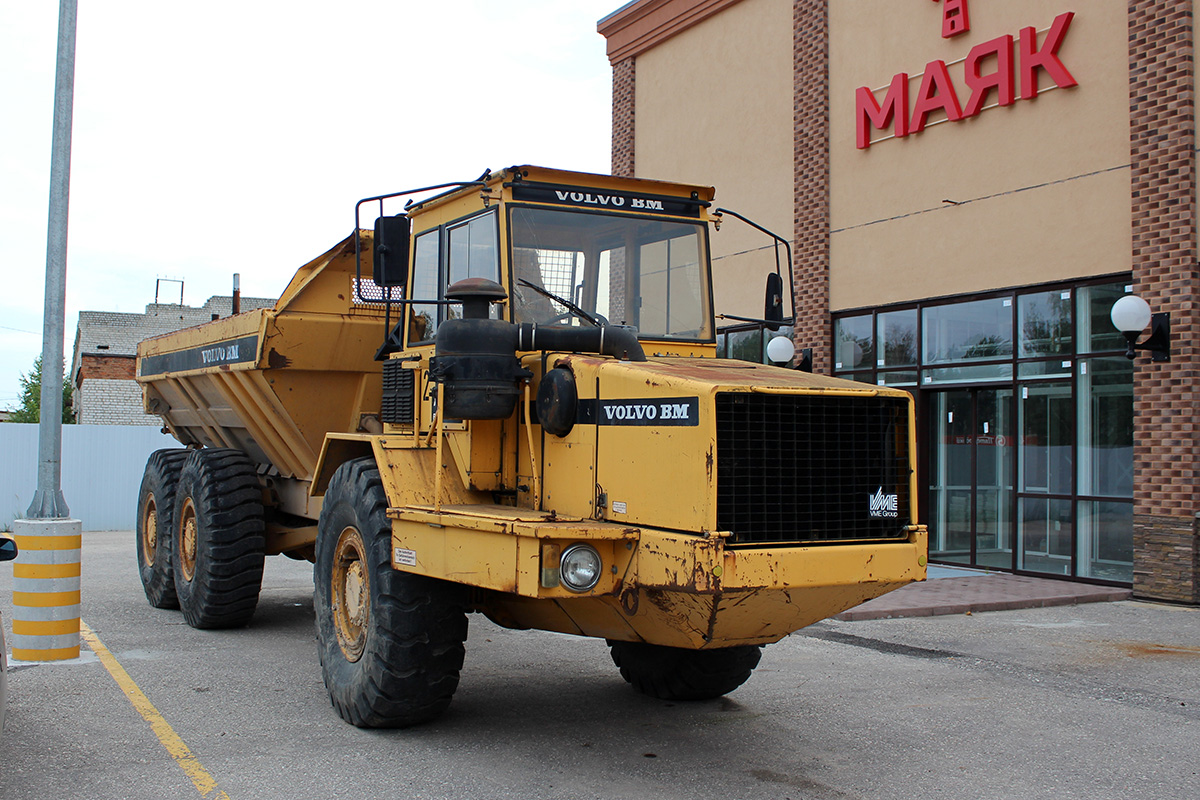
[869,487,900,518]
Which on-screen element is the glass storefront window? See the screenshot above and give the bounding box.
[832,275,1134,586]
[878,309,917,367]
[1019,382,1072,495]
[1077,282,1131,354]
[877,371,918,387]
[725,327,763,363]
[1077,501,1133,582]
[1018,496,1073,575]
[1018,360,1073,380]
[834,314,873,370]
[1019,290,1072,357]
[716,324,794,366]
[923,297,1013,364]
[1078,358,1133,499]
[922,363,1013,385]
[928,391,973,565]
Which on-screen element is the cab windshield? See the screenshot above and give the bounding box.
[509,207,713,341]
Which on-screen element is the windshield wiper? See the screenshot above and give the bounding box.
[517,278,599,327]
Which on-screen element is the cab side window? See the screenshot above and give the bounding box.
[409,229,440,344]
[448,213,499,286]
[408,211,500,344]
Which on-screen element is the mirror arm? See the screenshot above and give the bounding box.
[712,206,796,322]
[717,313,797,326]
[352,178,491,303]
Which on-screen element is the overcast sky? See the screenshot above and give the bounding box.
[0,1,621,410]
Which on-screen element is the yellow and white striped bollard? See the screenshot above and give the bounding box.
[11,518,81,660]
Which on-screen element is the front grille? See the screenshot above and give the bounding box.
[381,359,415,425]
[716,392,911,545]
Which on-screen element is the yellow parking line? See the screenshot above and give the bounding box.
[80,621,231,800]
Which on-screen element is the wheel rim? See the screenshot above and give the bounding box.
[142,496,158,567]
[179,497,198,582]
[331,526,369,663]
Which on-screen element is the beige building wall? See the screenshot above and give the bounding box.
[829,0,1133,311]
[633,0,794,321]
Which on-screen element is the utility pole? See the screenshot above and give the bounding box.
[13,0,82,662]
[28,0,76,519]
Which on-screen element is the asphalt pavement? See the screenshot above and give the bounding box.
[0,531,1196,800]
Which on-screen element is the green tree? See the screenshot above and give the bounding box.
[7,356,75,424]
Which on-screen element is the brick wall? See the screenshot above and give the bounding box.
[792,0,831,371]
[1128,0,1200,603]
[77,379,160,426]
[612,57,636,177]
[77,354,135,382]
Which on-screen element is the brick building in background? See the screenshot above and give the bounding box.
[599,0,1199,604]
[71,295,274,425]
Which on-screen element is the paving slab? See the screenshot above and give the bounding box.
[836,573,1133,621]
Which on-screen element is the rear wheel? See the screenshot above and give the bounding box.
[171,449,265,629]
[136,449,188,609]
[607,640,763,700]
[315,457,468,728]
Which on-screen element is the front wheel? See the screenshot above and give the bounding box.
[607,640,763,701]
[314,457,467,728]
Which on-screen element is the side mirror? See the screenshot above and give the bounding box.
[0,536,17,562]
[373,215,411,288]
[764,273,784,332]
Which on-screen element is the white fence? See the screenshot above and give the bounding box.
[0,424,179,531]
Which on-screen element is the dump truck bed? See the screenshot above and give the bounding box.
[137,234,388,490]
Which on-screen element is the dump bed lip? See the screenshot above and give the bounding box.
[136,308,269,380]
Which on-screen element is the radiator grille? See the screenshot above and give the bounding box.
[716,392,911,545]
[381,360,415,425]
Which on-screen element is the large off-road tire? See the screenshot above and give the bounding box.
[315,457,468,728]
[136,449,188,609]
[171,448,265,629]
[607,640,763,701]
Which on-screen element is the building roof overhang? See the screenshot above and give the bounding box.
[597,0,746,64]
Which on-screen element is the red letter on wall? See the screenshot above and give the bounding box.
[935,0,970,38]
[911,60,963,133]
[963,35,1015,117]
[1020,12,1078,100]
[856,73,909,149]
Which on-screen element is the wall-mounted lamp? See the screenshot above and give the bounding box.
[1110,294,1170,362]
[765,337,813,372]
[767,335,795,366]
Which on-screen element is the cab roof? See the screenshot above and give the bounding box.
[403,164,716,217]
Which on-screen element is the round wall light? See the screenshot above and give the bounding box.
[1110,294,1170,362]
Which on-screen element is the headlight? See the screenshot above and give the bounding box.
[559,543,602,593]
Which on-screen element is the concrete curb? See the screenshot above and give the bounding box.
[835,574,1133,621]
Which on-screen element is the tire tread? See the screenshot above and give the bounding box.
[172,448,265,629]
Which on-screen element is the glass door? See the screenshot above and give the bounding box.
[928,388,1014,568]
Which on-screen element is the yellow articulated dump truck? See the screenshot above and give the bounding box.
[135,166,926,728]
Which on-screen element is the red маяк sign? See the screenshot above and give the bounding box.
[856,11,1077,150]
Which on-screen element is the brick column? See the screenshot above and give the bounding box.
[792,0,831,372]
[612,57,636,178]
[1128,1,1200,603]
